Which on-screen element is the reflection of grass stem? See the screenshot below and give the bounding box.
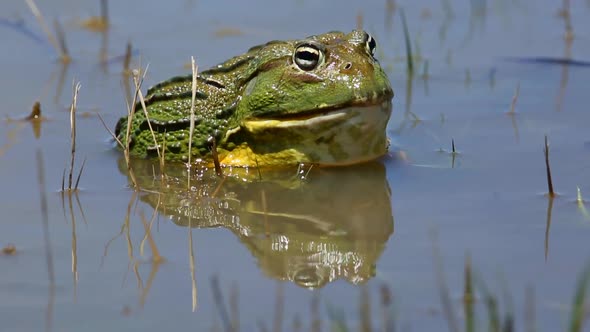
[360,286,372,332]
[311,292,321,332]
[525,285,536,332]
[53,19,71,64]
[399,9,414,76]
[123,42,132,74]
[545,195,555,261]
[139,195,160,257]
[356,10,364,30]
[138,210,164,308]
[509,83,520,114]
[230,283,239,331]
[101,0,109,26]
[379,285,395,332]
[124,192,141,288]
[65,192,79,300]
[475,278,501,332]
[576,187,590,219]
[544,135,555,197]
[568,263,590,332]
[211,276,233,332]
[464,254,475,332]
[36,149,55,332]
[262,189,269,237]
[25,0,70,63]
[210,136,223,177]
[273,282,284,332]
[421,60,429,79]
[188,216,198,311]
[430,230,460,332]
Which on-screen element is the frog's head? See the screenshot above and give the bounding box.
[223,30,394,167]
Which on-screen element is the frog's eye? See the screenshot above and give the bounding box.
[366,34,377,57]
[293,43,324,71]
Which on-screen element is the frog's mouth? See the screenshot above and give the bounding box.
[250,96,392,121]
[221,100,393,167]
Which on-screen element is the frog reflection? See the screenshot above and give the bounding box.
[119,159,394,289]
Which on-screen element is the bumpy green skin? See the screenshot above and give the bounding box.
[115,30,393,164]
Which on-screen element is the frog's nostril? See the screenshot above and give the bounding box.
[343,62,352,70]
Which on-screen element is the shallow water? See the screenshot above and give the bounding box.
[1,0,590,331]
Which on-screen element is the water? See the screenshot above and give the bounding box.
[1,0,589,331]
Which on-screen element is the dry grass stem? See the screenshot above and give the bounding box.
[134,71,161,160]
[66,82,82,191]
[211,176,227,198]
[96,113,124,148]
[210,136,223,177]
[74,157,86,191]
[131,66,166,178]
[120,67,149,189]
[188,56,198,188]
[543,135,555,197]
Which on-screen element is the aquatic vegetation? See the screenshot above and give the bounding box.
[62,82,86,192]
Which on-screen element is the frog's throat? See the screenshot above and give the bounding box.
[220,101,392,167]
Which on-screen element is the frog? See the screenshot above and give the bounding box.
[114,30,394,167]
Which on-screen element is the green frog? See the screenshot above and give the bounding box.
[115,30,393,167]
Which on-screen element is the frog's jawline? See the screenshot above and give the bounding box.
[244,100,392,126]
[248,98,392,122]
